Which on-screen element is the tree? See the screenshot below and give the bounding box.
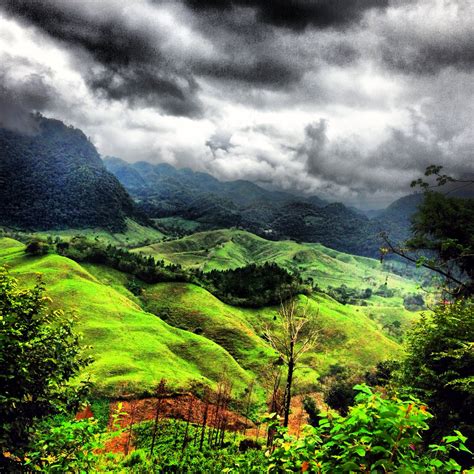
[25,239,50,256]
[264,299,319,427]
[0,267,91,470]
[381,165,474,296]
[396,299,474,465]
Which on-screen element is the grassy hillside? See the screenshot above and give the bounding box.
[0,238,251,397]
[138,282,402,386]
[1,236,406,399]
[133,229,422,294]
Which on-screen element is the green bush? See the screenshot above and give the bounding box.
[267,385,470,472]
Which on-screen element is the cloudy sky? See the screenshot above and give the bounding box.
[0,0,472,208]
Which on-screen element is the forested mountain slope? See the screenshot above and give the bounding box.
[104,157,423,256]
[0,116,143,231]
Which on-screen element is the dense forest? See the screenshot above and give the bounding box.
[0,116,144,231]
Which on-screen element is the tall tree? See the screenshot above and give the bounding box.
[264,299,319,427]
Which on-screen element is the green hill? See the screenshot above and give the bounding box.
[0,238,252,397]
[133,229,422,294]
[0,236,407,399]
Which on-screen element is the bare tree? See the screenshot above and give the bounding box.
[264,299,319,427]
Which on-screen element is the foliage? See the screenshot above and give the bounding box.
[319,364,361,416]
[23,416,102,472]
[201,263,308,307]
[0,266,91,469]
[409,191,474,296]
[302,396,320,427]
[403,293,425,311]
[25,239,50,256]
[381,166,474,296]
[396,299,474,462]
[325,284,373,305]
[267,385,470,473]
[121,418,266,473]
[0,115,143,231]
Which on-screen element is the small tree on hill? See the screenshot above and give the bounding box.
[264,299,319,427]
[0,267,91,470]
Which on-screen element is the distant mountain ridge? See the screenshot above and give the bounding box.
[104,157,421,257]
[0,116,143,231]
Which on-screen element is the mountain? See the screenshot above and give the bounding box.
[104,156,309,209]
[371,194,424,243]
[0,115,143,231]
[104,157,388,256]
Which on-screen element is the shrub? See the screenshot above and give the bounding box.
[267,385,470,473]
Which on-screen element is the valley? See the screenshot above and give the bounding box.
[0,228,422,401]
[1,114,471,472]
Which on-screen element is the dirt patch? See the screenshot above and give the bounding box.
[76,405,94,420]
[109,392,251,432]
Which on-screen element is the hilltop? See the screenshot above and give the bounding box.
[133,228,424,293]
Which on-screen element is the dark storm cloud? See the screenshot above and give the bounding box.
[373,0,474,75]
[301,115,472,196]
[1,0,203,117]
[381,32,474,75]
[0,65,57,134]
[184,0,389,31]
[197,56,302,88]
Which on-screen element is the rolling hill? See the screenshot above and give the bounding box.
[0,235,411,400]
[133,229,424,294]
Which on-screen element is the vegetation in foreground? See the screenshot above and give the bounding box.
[1,263,472,472]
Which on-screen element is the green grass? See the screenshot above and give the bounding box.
[132,282,403,391]
[12,218,165,247]
[0,233,413,399]
[0,238,251,397]
[133,229,415,289]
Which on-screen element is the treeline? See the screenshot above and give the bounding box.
[197,263,309,307]
[25,235,306,307]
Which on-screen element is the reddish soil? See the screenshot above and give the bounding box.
[109,392,251,432]
[75,405,94,420]
[87,391,326,454]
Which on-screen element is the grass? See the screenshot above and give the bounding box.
[6,218,165,248]
[135,282,404,391]
[0,232,416,399]
[132,228,429,331]
[132,229,422,294]
[0,238,251,398]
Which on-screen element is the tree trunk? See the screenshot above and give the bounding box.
[283,349,294,427]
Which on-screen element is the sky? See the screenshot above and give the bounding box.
[0,0,472,208]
